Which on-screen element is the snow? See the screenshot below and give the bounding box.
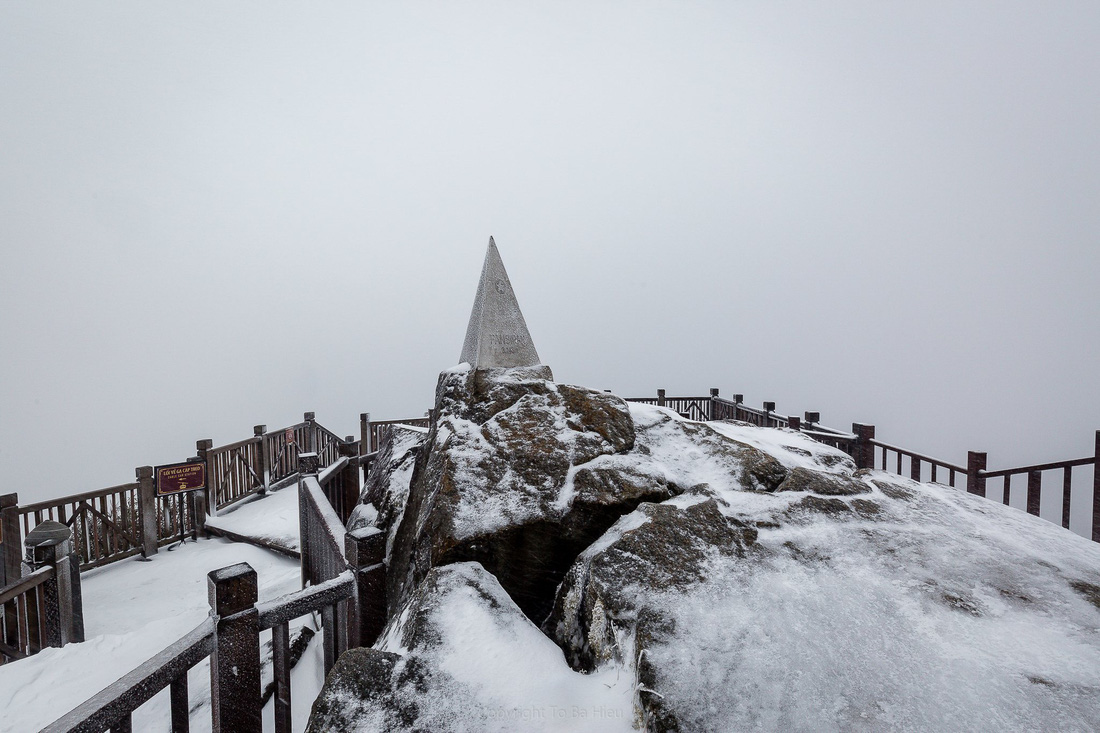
[0,537,322,733]
[377,562,635,732]
[628,474,1100,731]
[708,419,856,475]
[204,485,301,555]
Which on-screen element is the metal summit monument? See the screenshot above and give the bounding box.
[459,237,542,369]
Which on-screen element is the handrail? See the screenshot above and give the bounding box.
[257,571,354,630]
[302,476,347,556]
[40,618,215,733]
[0,565,53,605]
[17,483,140,514]
[318,456,349,487]
[263,421,309,439]
[207,433,261,454]
[869,439,966,474]
[980,456,1094,479]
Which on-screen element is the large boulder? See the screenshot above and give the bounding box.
[307,562,635,732]
[383,366,789,625]
[548,464,1100,732]
[385,365,644,623]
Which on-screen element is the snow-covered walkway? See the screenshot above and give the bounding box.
[204,484,302,557]
[0,534,324,733]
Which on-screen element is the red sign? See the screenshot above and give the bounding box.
[155,461,206,497]
[285,428,296,445]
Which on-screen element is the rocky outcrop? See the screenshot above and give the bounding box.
[349,424,427,560]
[319,370,1100,733]
[308,562,636,732]
[547,467,1100,731]
[386,365,661,624]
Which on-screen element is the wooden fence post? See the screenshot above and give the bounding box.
[788,416,801,432]
[208,563,261,733]
[24,521,80,648]
[197,439,214,515]
[1093,430,1099,543]
[136,466,158,559]
[360,412,371,455]
[763,402,775,428]
[852,424,876,470]
[656,389,666,408]
[733,394,743,421]
[254,425,267,493]
[304,412,316,453]
[298,453,319,589]
[339,437,361,525]
[967,451,988,497]
[1026,469,1042,517]
[709,388,719,421]
[345,527,386,649]
[193,491,207,537]
[1,493,19,587]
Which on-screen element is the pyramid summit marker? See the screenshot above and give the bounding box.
[459,237,541,369]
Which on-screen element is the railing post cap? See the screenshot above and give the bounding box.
[197,438,213,451]
[733,394,743,403]
[25,520,72,565]
[361,412,370,421]
[254,425,266,436]
[304,411,316,421]
[136,465,154,479]
[763,401,776,411]
[1,492,19,508]
[657,388,666,395]
[852,423,876,438]
[345,526,385,565]
[208,562,258,616]
[805,411,820,423]
[710,387,720,397]
[298,452,319,475]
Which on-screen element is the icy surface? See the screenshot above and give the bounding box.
[0,537,320,733]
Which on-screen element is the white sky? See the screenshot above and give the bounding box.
[2,2,1098,505]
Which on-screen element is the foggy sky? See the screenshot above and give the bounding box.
[2,3,1098,531]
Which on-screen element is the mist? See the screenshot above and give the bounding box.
[2,2,1098,512]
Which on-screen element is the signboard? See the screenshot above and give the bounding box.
[285,428,296,445]
[155,461,206,497]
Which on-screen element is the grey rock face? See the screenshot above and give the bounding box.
[351,424,428,559]
[459,237,541,369]
[385,365,652,624]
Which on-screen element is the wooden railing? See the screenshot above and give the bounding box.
[0,566,54,663]
[200,413,349,512]
[632,388,1100,543]
[43,458,387,733]
[14,483,143,571]
[41,563,358,733]
[0,522,83,666]
[360,412,431,454]
[0,412,360,581]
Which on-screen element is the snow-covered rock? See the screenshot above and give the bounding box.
[316,370,1100,732]
[306,562,635,732]
[383,365,743,624]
